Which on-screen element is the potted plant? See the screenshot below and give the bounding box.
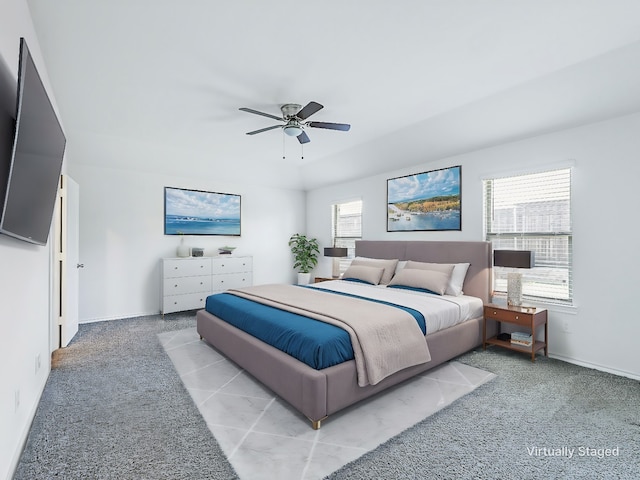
[288,233,319,285]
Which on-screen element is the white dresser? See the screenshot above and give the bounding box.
[161,256,252,314]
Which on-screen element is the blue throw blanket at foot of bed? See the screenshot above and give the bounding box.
[205,293,354,369]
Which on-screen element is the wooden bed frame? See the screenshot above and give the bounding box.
[196,240,492,429]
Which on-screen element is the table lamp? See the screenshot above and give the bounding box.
[493,250,534,306]
[324,247,348,278]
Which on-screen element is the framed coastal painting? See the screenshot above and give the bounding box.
[387,165,461,232]
[164,186,241,236]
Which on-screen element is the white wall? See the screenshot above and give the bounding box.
[307,112,640,380]
[0,1,59,479]
[69,161,305,322]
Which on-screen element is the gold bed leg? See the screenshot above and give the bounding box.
[310,416,328,430]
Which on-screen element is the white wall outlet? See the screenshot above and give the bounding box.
[562,319,572,333]
[14,389,20,413]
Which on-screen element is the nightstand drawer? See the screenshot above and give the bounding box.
[484,306,531,326]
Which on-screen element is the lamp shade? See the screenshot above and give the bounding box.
[493,250,535,269]
[324,247,348,258]
[283,125,303,137]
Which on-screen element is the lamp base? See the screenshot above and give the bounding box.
[507,272,523,307]
[332,258,340,278]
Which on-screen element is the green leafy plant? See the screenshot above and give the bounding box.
[288,233,320,274]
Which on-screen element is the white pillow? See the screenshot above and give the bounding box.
[394,260,408,275]
[350,257,399,285]
[448,263,470,296]
[404,260,469,296]
[342,265,384,285]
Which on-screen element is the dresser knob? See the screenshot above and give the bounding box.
[515,315,519,320]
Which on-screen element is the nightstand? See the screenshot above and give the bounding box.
[483,303,548,362]
[314,277,335,283]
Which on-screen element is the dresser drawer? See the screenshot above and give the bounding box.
[484,306,531,326]
[163,258,212,278]
[163,275,212,295]
[162,292,208,314]
[213,272,253,291]
[212,256,252,274]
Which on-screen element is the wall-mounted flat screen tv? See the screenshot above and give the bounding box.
[164,186,241,236]
[0,38,66,245]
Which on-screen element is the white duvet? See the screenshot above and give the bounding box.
[309,280,483,334]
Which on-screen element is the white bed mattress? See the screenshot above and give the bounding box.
[309,280,484,334]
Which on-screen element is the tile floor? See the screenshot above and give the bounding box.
[158,328,495,480]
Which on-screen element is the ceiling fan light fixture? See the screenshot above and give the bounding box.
[283,124,303,137]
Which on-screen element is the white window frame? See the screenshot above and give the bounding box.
[483,167,573,305]
[331,199,362,274]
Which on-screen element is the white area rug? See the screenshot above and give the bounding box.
[159,328,495,480]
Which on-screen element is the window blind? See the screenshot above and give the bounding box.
[483,168,572,304]
[331,200,362,273]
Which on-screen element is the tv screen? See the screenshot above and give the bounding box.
[0,38,66,245]
[164,186,241,236]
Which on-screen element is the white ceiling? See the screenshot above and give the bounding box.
[26,0,640,190]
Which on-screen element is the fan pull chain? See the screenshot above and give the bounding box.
[301,142,304,160]
[282,131,286,159]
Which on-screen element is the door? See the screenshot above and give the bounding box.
[54,174,80,348]
[62,176,80,346]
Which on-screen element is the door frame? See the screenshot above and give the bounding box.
[52,174,79,350]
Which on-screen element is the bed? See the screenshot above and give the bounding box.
[196,240,493,429]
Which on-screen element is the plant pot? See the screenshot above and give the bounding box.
[297,272,311,285]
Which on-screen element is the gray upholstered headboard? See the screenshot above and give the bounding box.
[355,240,491,304]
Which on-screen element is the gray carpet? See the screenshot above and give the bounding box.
[14,314,640,479]
[327,348,640,480]
[13,313,238,480]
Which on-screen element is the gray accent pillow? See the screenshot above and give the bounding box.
[405,261,455,275]
[342,265,385,285]
[351,257,399,285]
[388,268,451,295]
[404,260,468,296]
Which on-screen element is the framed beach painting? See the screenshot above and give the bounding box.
[164,186,241,236]
[387,166,461,232]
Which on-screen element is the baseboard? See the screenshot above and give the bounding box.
[79,310,161,324]
[6,369,48,480]
[549,353,640,381]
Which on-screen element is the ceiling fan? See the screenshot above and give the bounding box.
[239,101,350,144]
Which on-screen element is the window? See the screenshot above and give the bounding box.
[331,199,362,273]
[483,168,572,304]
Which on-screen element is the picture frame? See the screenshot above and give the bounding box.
[387,165,461,232]
[164,186,241,236]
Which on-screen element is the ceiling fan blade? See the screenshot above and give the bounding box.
[239,107,283,121]
[296,101,323,120]
[246,125,282,135]
[297,131,311,144]
[308,121,351,131]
